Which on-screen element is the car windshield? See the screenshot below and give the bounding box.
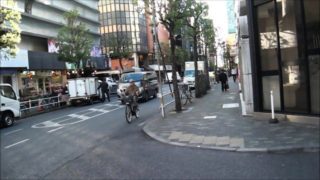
[120,73,144,83]
[184,70,194,77]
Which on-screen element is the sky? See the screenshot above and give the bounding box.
[199,0,229,42]
[199,0,231,67]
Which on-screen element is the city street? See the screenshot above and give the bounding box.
[1,85,319,179]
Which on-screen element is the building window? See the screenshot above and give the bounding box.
[277,0,308,113]
[304,0,320,114]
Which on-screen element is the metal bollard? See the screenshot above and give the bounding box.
[269,90,279,123]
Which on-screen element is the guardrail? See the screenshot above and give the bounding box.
[20,95,68,117]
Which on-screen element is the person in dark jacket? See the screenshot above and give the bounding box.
[97,79,110,102]
[218,70,228,92]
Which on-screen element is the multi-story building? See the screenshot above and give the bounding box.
[238,0,319,118]
[1,0,102,100]
[98,0,149,70]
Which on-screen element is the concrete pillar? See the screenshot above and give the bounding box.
[239,39,254,114]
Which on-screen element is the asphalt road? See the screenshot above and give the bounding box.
[1,85,319,179]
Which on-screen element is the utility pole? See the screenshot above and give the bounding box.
[151,0,165,118]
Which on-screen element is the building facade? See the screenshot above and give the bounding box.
[98,0,149,70]
[1,0,102,100]
[245,0,319,116]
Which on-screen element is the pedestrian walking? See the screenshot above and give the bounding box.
[97,79,110,102]
[231,67,238,83]
[218,70,228,92]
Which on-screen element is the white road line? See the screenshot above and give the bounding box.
[184,107,194,113]
[89,108,110,113]
[4,129,23,136]
[203,116,217,119]
[68,114,90,120]
[47,126,64,133]
[4,139,30,149]
[222,103,239,108]
[138,122,146,127]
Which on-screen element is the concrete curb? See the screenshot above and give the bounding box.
[142,119,320,153]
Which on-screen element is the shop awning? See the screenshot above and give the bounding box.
[28,51,66,70]
[0,69,17,75]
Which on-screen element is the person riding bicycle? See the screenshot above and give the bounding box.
[125,79,139,113]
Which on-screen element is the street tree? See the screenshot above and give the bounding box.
[0,0,21,59]
[201,18,216,90]
[156,0,189,112]
[107,34,133,70]
[223,43,231,71]
[56,10,93,75]
[185,0,208,98]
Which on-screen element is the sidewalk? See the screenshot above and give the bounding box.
[143,79,320,152]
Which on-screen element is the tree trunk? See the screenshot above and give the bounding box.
[193,34,201,98]
[119,57,124,70]
[170,35,181,112]
[204,44,210,90]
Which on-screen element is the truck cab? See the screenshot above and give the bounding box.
[0,84,20,127]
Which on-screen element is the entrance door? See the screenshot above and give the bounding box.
[255,1,281,111]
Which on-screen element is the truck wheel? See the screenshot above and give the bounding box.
[144,92,149,102]
[1,112,15,127]
[70,100,77,106]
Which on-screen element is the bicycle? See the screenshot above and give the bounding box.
[123,95,140,124]
[179,83,193,105]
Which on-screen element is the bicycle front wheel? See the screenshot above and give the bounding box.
[125,105,132,124]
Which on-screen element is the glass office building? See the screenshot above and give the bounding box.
[98,0,148,68]
[247,0,320,115]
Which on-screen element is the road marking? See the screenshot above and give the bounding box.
[222,103,239,108]
[48,126,64,133]
[89,108,110,113]
[184,107,194,113]
[32,106,123,129]
[138,121,146,127]
[203,116,217,119]
[5,139,30,149]
[68,114,90,120]
[4,129,23,136]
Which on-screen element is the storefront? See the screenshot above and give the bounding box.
[18,51,67,101]
[247,0,319,115]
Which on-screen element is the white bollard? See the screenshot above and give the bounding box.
[269,90,279,123]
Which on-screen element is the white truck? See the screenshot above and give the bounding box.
[0,84,20,127]
[183,61,205,88]
[67,77,101,105]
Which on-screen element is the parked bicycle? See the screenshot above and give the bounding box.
[179,83,193,105]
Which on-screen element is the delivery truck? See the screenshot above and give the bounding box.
[183,61,204,88]
[0,84,20,127]
[68,77,101,105]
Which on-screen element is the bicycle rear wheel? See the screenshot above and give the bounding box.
[180,93,188,105]
[125,105,132,124]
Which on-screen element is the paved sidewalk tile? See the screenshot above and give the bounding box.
[202,136,217,145]
[216,136,230,146]
[189,135,204,144]
[168,131,183,140]
[229,137,244,148]
[143,79,320,152]
[178,134,193,142]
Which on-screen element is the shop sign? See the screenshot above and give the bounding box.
[36,71,51,76]
[0,49,29,68]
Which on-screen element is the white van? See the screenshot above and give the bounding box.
[117,71,158,102]
[0,84,20,127]
[165,72,181,83]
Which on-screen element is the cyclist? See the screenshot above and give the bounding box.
[125,79,140,116]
